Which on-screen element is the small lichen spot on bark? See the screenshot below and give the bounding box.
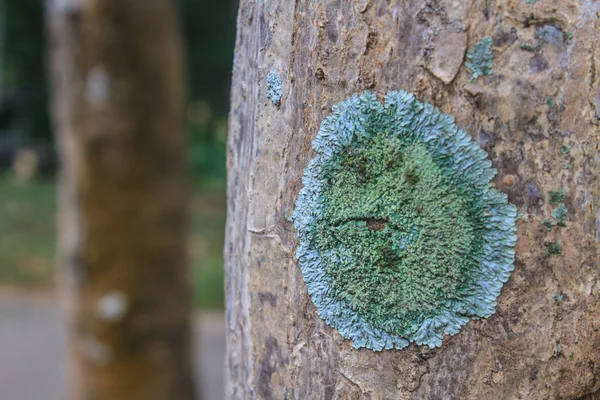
[549,189,566,205]
[542,219,556,231]
[552,203,568,225]
[546,242,562,256]
[465,37,493,82]
[266,70,282,105]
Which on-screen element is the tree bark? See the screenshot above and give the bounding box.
[226,0,600,399]
[48,1,196,399]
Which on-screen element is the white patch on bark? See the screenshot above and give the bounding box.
[96,291,128,322]
[51,0,81,13]
[85,67,110,107]
[80,336,111,366]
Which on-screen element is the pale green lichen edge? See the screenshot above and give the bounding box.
[292,91,517,351]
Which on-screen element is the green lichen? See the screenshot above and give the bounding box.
[317,141,481,336]
[293,91,517,350]
[549,189,565,205]
[526,0,537,3]
[553,293,564,303]
[546,242,562,256]
[537,27,549,40]
[560,144,570,155]
[519,42,535,52]
[466,37,493,82]
[552,203,568,225]
[541,219,555,231]
[564,31,573,40]
[546,97,556,108]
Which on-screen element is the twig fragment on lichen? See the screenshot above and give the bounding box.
[465,37,493,82]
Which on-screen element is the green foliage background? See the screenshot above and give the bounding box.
[4,0,237,160]
[1,1,238,309]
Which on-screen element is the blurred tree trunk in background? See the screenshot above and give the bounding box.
[48,1,196,399]
[225,0,600,399]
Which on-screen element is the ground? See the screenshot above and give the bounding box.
[0,289,225,400]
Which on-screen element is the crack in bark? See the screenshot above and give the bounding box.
[337,370,372,396]
[287,0,301,78]
[588,35,599,125]
[248,225,294,253]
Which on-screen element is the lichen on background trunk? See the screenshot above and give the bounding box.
[226,0,600,399]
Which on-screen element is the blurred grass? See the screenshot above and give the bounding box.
[0,174,226,310]
[0,177,56,286]
[189,177,226,309]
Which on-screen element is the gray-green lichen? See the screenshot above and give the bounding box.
[549,189,565,205]
[542,219,555,231]
[552,203,568,225]
[293,91,518,351]
[466,37,493,82]
[519,42,535,52]
[266,70,282,105]
[553,293,564,303]
[546,242,562,256]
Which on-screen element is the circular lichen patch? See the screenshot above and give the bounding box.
[293,91,517,351]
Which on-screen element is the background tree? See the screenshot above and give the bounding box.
[225,0,600,399]
[2,0,237,176]
[48,1,196,399]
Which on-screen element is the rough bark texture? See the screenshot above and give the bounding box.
[49,1,196,399]
[226,0,600,399]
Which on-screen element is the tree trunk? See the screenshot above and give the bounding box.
[48,1,196,399]
[226,0,600,399]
